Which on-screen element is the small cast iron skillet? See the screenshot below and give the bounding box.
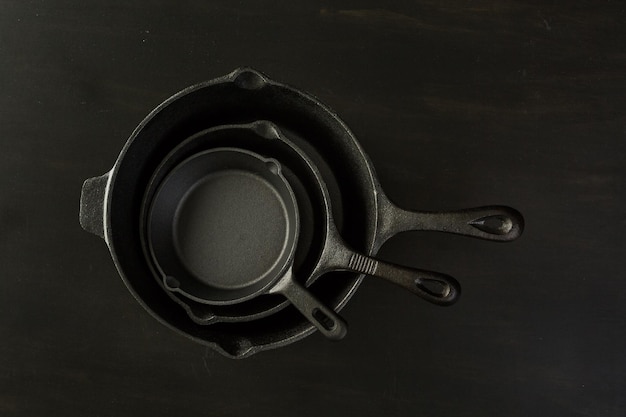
[147,147,347,339]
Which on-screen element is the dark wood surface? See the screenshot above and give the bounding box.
[2,1,625,416]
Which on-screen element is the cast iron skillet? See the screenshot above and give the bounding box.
[79,67,524,358]
[148,147,348,339]
[139,122,331,324]
[146,124,460,338]
[142,122,460,327]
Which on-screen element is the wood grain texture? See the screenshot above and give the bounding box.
[1,1,625,416]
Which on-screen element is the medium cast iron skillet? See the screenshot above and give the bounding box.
[143,122,460,328]
[146,123,460,339]
[80,67,524,358]
[147,147,347,340]
[139,122,331,324]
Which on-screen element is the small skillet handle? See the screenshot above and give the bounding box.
[272,270,348,340]
[79,172,110,239]
[382,204,524,243]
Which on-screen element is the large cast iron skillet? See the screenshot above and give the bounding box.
[80,68,523,358]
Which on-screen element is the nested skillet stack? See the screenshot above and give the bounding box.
[80,68,523,358]
[102,68,383,358]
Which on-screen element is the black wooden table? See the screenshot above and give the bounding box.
[2,2,625,416]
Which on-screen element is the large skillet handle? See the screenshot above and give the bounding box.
[271,270,348,340]
[379,200,524,244]
[79,172,110,239]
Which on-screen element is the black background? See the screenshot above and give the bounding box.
[2,1,625,416]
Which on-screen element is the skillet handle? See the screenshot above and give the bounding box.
[79,172,110,239]
[340,251,461,306]
[381,203,524,243]
[272,272,348,340]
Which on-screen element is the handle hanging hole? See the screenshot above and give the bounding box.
[312,308,336,331]
[415,278,450,297]
[469,215,513,235]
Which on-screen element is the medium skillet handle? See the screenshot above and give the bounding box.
[339,251,461,306]
[380,202,524,243]
[79,172,110,239]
